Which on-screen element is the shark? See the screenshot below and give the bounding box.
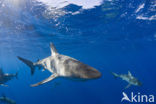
[112,71,142,89]
[0,94,16,104]
[0,69,18,87]
[17,43,101,87]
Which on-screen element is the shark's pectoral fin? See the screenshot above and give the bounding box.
[124,84,131,89]
[31,73,58,87]
[50,43,58,56]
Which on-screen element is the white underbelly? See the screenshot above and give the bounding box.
[55,63,66,76]
[42,59,54,73]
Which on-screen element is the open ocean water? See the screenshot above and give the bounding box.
[0,0,156,104]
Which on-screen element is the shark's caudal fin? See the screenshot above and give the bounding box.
[50,43,58,56]
[17,56,35,75]
[111,72,119,78]
[31,73,58,87]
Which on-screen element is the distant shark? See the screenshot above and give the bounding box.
[0,94,16,104]
[112,71,142,89]
[17,43,101,87]
[0,69,18,87]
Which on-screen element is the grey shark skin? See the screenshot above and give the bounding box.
[112,71,142,89]
[0,69,18,87]
[17,43,101,87]
[0,95,16,104]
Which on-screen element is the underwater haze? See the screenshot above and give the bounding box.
[0,0,156,104]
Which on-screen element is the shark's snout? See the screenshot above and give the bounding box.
[82,67,102,79]
[88,69,101,79]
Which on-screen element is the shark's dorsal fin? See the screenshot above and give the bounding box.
[50,43,58,56]
[31,73,58,87]
[128,71,132,77]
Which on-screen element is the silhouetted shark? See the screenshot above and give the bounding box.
[17,43,101,87]
[112,71,142,89]
[0,69,18,87]
[0,94,16,104]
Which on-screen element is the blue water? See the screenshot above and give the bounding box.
[0,0,156,104]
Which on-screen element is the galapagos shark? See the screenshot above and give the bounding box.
[0,94,16,104]
[112,71,142,89]
[0,69,18,87]
[17,43,101,87]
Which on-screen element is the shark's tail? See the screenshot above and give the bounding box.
[111,72,119,78]
[17,56,36,75]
